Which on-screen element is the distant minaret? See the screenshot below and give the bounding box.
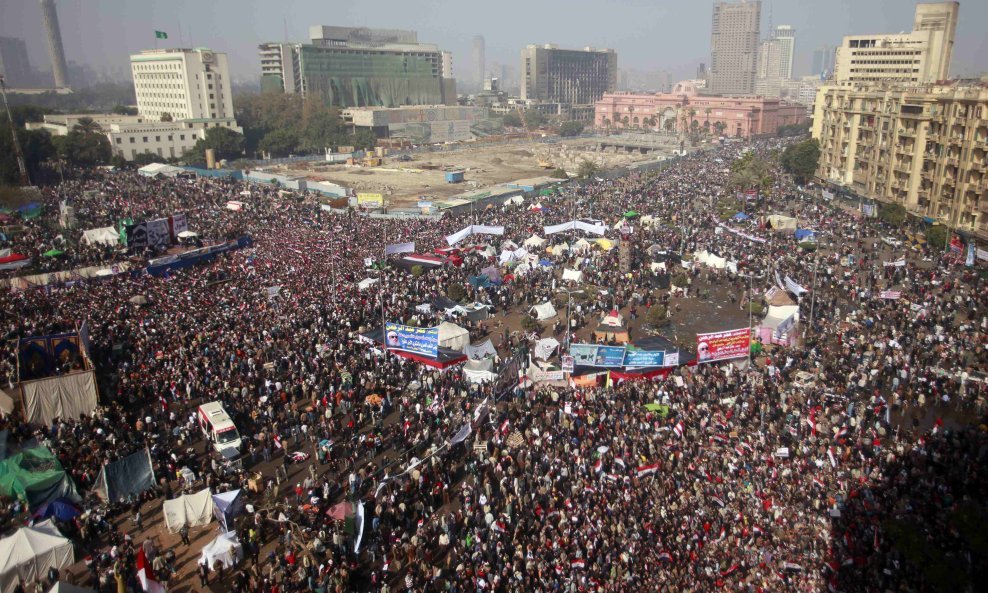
[38,0,69,88]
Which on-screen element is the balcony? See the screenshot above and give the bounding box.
[897,145,915,155]
[898,128,917,137]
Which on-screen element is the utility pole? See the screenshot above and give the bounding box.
[0,76,30,186]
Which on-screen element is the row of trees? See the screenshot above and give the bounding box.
[0,112,113,185]
[234,93,376,158]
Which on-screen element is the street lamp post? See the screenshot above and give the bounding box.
[556,288,584,351]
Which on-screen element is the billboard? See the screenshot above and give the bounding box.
[384,323,438,357]
[696,328,750,363]
[622,349,665,367]
[568,344,626,368]
[357,193,383,208]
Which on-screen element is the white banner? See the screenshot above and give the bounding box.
[664,351,680,367]
[445,225,505,245]
[879,290,902,300]
[544,220,606,236]
[385,242,415,255]
[883,258,906,268]
[784,276,808,296]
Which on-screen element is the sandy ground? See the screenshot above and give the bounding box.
[263,137,680,207]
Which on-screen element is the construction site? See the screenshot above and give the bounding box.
[264,135,684,207]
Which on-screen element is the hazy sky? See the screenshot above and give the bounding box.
[2,0,986,85]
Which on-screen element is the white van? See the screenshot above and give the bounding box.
[197,401,242,453]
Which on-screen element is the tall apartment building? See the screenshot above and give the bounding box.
[756,25,795,98]
[472,36,486,88]
[259,26,456,108]
[833,2,958,86]
[709,0,761,95]
[811,82,988,238]
[812,45,835,78]
[520,44,617,105]
[0,37,32,87]
[130,48,234,121]
[774,25,796,80]
[38,0,69,88]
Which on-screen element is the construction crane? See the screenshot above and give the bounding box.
[0,75,30,186]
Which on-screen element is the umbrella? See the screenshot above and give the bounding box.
[129,295,149,305]
[33,498,81,521]
[42,249,65,257]
[178,230,198,239]
[365,394,383,406]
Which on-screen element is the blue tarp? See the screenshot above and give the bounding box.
[794,229,816,241]
[732,212,750,221]
[33,498,81,521]
[469,276,493,288]
[538,259,554,267]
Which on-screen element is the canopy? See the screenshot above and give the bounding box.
[32,498,80,522]
[535,337,560,360]
[623,211,639,218]
[463,359,496,384]
[530,302,557,320]
[640,215,656,227]
[177,230,198,239]
[571,238,591,253]
[0,447,80,510]
[766,215,797,231]
[732,212,750,221]
[595,238,615,251]
[0,520,74,593]
[437,322,470,352]
[523,235,546,248]
[94,449,154,503]
[793,229,816,241]
[600,309,625,328]
[138,163,184,178]
[200,531,243,570]
[464,339,497,360]
[42,250,65,258]
[81,227,120,247]
[163,488,214,532]
[561,268,583,283]
[549,243,568,256]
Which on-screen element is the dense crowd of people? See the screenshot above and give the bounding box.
[0,136,985,593]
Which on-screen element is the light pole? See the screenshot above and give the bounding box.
[738,271,763,366]
[0,75,29,186]
[556,288,584,351]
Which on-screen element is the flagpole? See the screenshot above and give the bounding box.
[381,224,387,351]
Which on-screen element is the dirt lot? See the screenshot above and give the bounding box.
[265,137,678,207]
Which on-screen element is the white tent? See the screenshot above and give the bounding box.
[600,309,625,328]
[163,488,214,532]
[571,238,591,253]
[356,278,379,290]
[200,531,243,570]
[463,359,496,384]
[437,322,470,352]
[513,263,532,277]
[561,268,583,283]
[640,215,656,227]
[549,243,569,256]
[0,520,74,593]
[81,227,120,247]
[523,235,546,248]
[762,305,800,333]
[137,163,184,178]
[535,337,560,360]
[649,262,667,273]
[766,215,798,231]
[530,302,557,321]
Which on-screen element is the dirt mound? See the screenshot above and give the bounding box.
[510,150,533,157]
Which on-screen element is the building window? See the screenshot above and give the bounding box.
[142,136,148,143]
[155,136,160,142]
[116,138,122,144]
[130,137,135,144]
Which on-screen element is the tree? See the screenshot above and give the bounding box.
[549,168,569,179]
[713,121,727,137]
[780,139,821,184]
[925,224,948,249]
[160,112,173,122]
[301,110,343,152]
[131,152,161,166]
[0,124,55,184]
[186,127,245,162]
[259,128,300,157]
[577,159,601,179]
[111,104,138,116]
[0,105,53,127]
[558,121,585,137]
[645,304,668,326]
[524,110,547,130]
[878,203,907,226]
[502,112,523,128]
[72,117,102,134]
[447,282,466,302]
[55,129,111,166]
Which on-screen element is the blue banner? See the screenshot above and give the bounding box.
[594,346,627,367]
[384,323,438,357]
[622,349,665,367]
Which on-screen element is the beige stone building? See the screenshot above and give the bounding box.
[833,2,958,86]
[812,81,988,240]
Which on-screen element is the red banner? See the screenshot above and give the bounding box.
[696,328,750,363]
[949,234,963,254]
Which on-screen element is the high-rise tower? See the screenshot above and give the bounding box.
[38,0,69,88]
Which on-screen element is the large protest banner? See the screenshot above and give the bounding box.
[568,344,627,367]
[622,349,665,367]
[384,323,438,357]
[696,328,750,363]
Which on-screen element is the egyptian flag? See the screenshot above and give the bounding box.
[571,559,586,570]
[673,420,685,439]
[834,426,848,442]
[720,564,740,577]
[136,548,166,593]
[658,550,673,562]
[827,447,837,468]
[492,520,507,533]
[710,495,725,508]
[808,409,817,436]
[614,457,626,469]
[712,434,728,444]
[715,526,726,542]
[637,463,659,477]
[752,525,763,537]
[273,435,283,450]
[593,459,603,474]
[812,476,825,489]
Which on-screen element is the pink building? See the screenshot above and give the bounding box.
[594,81,807,138]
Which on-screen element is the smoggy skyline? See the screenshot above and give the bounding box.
[2,0,986,87]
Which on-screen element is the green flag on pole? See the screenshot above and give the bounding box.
[155,30,168,39]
